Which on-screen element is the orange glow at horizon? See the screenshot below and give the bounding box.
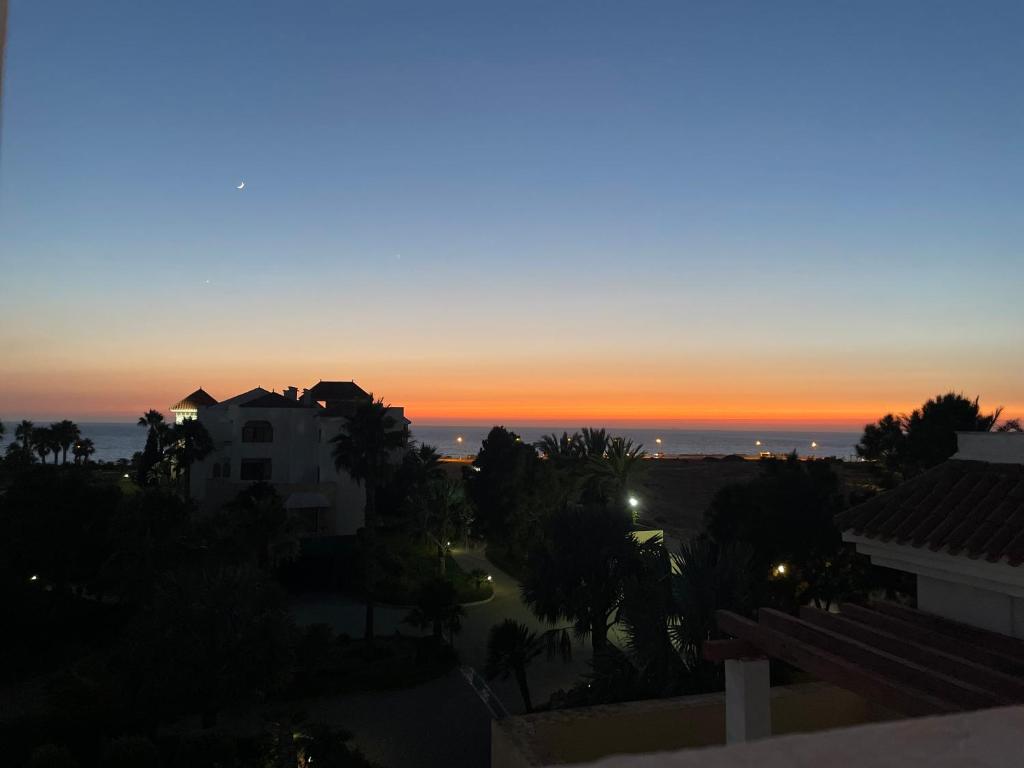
[2,357,1020,431]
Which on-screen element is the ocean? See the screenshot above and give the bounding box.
[68,423,861,463]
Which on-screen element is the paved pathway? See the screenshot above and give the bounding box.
[290,545,596,715]
[298,670,491,768]
[448,545,595,713]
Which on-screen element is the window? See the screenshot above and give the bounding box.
[222,460,231,478]
[212,460,230,479]
[242,420,273,443]
[240,458,272,482]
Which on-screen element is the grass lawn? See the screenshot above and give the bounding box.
[375,533,493,605]
[483,541,528,581]
[285,628,457,699]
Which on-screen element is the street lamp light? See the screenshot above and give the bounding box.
[628,496,639,509]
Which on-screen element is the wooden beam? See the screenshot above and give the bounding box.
[870,601,1024,660]
[703,638,763,662]
[758,609,1007,709]
[839,602,1024,678]
[800,607,1024,703]
[715,610,961,717]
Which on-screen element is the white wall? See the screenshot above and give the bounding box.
[190,404,369,535]
[918,575,1024,639]
[844,534,1024,639]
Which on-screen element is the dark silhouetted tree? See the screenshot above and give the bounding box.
[669,540,760,692]
[465,426,553,561]
[484,619,544,712]
[419,476,472,575]
[857,393,1004,478]
[522,500,639,659]
[15,419,35,454]
[704,454,851,609]
[855,413,905,473]
[403,577,464,644]
[72,437,95,464]
[331,397,408,647]
[50,420,80,464]
[216,482,301,572]
[32,426,54,464]
[122,566,295,730]
[135,411,166,485]
[167,417,214,497]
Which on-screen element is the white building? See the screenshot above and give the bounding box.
[838,431,1024,638]
[171,380,409,536]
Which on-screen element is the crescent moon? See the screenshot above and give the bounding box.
[236,181,245,190]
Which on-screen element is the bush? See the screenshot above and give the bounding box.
[286,625,455,698]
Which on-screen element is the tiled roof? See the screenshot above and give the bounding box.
[218,387,270,406]
[171,388,218,411]
[240,392,306,409]
[836,460,1024,565]
[306,380,371,402]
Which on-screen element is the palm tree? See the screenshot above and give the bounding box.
[580,427,609,458]
[51,420,80,464]
[33,426,53,463]
[224,482,302,571]
[137,409,170,451]
[403,577,465,645]
[422,477,472,575]
[669,540,760,692]
[136,410,165,486]
[331,396,408,647]
[72,437,96,464]
[522,499,638,659]
[536,431,582,461]
[588,437,648,511]
[15,419,34,454]
[167,418,214,497]
[484,619,545,712]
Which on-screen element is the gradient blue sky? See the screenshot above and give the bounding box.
[1,1,1022,425]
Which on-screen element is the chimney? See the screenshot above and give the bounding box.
[284,386,298,401]
[301,387,311,405]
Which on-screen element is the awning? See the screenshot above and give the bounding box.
[284,492,330,510]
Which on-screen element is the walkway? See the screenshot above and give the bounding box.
[290,544,596,715]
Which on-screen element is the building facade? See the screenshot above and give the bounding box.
[171,380,409,536]
[838,431,1024,638]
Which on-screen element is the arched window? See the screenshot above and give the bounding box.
[242,420,273,443]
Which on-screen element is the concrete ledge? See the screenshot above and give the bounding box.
[589,705,1024,768]
[492,683,894,767]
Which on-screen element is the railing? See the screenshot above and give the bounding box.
[460,665,510,720]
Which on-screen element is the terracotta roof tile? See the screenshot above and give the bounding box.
[836,461,1024,565]
[171,388,218,411]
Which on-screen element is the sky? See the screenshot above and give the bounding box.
[1,1,1022,428]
